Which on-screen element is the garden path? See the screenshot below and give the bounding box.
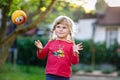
[71,76,120,80]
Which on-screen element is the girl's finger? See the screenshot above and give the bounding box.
[77,45,83,50]
[34,41,38,44]
[78,42,82,46]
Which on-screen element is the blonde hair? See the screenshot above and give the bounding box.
[50,15,75,42]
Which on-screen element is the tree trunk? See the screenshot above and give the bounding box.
[0,36,16,69]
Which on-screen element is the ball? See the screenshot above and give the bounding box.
[11,10,27,25]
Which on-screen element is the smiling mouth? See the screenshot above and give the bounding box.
[58,33,64,35]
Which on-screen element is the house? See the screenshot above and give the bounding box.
[75,0,120,47]
[95,7,120,47]
[75,6,120,48]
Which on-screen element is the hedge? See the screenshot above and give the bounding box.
[16,36,120,69]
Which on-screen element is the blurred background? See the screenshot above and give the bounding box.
[0,0,120,80]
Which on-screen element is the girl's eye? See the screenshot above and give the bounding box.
[56,26,60,28]
[63,27,66,29]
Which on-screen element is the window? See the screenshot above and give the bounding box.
[106,28,117,48]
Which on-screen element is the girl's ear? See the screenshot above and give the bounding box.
[51,28,55,33]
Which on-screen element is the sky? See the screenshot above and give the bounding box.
[82,0,120,10]
[83,0,120,10]
[67,0,120,11]
[105,0,120,7]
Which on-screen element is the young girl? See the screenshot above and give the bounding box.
[34,16,83,80]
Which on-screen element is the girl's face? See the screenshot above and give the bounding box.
[54,23,70,40]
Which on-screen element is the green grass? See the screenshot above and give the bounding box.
[0,63,46,80]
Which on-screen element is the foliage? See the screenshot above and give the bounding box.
[72,63,117,74]
[118,71,120,76]
[16,38,120,69]
[0,63,45,80]
[75,39,92,64]
[42,0,87,24]
[100,64,116,74]
[9,0,21,15]
[83,65,94,73]
[94,42,107,63]
[8,0,52,15]
[72,64,94,73]
[72,64,84,72]
[17,36,48,67]
[74,39,119,70]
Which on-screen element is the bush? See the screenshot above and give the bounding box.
[100,64,116,74]
[76,39,119,70]
[75,40,92,64]
[72,64,85,72]
[83,65,94,73]
[118,71,120,76]
[17,36,48,66]
[17,37,119,69]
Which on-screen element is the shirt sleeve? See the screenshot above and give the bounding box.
[37,41,51,59]
[70,45,79,65]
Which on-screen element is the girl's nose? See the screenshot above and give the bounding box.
[59,27,63,31]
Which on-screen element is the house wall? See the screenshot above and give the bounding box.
[118,28,120,44]
[74,19,95,40]
[74,19,96,40]
[94,26,106,43]
[75,18,106,43]
[94,25,120,45]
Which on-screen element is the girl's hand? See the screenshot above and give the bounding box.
[73,42,83,56]
[34,40,43,49]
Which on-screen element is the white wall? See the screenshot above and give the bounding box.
[74,19,96,40]
[94,26,106,42]
[118,28,120,44]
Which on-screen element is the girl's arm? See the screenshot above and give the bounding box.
[71,43,83,64]
[71,52,79,65]
[35,40,51,59]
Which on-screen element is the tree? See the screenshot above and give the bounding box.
[0,0,57,69]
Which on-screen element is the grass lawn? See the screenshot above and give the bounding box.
[0,63,46,80]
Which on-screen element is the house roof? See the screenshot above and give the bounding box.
[97,7,120,26]
[25,28,37,36]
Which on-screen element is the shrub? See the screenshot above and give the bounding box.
[83,65,94,73]
[16,37,119,69]
[17,36,48,66]
[72,63,85,72]
[100,64,116,74]
[118,71,120,76]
